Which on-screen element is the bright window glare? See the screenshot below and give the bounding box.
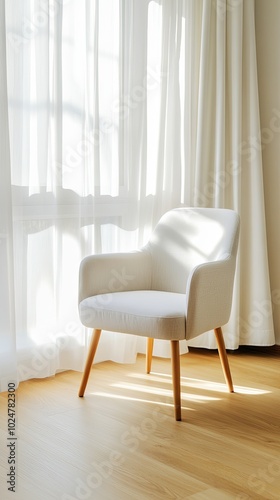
[180,15,186,203]
[29,40,38,194]
[146,1,162,196]
[101,224,139,253]
[28,229,81,345]
[99,0,120,196]
[35,283,54,327]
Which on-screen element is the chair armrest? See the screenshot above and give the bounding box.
[185,256,236,340]
[78,250,152,303]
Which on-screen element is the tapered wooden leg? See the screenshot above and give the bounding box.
[78,329,102,397]
[146,337,154,374]
[171,340,181,421]
[214,327,234,393]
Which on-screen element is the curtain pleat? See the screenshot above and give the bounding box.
[0,0,17,390]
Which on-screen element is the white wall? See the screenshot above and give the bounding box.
[255,0,280,344]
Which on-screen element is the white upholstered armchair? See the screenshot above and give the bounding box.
[78,207,240,420]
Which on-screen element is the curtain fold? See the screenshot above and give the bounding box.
[0,0,17,390]
[1,0,275,386]
[180,0,275,349]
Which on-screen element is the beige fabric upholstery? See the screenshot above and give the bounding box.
[80,290,186,340]
[79,208,240,342]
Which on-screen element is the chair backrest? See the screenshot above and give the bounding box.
[146,207,240,293]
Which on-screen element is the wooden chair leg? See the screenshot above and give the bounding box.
[214,327,234,393]
[146,337,154,374]
[171,340,181,421]
[78,329,102,397]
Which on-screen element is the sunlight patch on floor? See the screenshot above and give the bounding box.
[110,382,221,402]
[126,372,271,395]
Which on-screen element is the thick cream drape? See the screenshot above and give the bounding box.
[186,0,275,349]
[0,0,274,388]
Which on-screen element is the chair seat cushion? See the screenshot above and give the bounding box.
[79,290,186,340]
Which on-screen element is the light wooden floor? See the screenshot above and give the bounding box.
[0,348,280,500]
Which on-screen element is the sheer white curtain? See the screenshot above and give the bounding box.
[0,0,17,391]
[1,0,275,388]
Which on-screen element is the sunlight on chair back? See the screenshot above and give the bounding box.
[146,208,239,293]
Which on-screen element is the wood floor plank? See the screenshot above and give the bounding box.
[0,349,280,499]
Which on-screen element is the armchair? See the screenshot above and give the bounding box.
[78,207,240,420]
